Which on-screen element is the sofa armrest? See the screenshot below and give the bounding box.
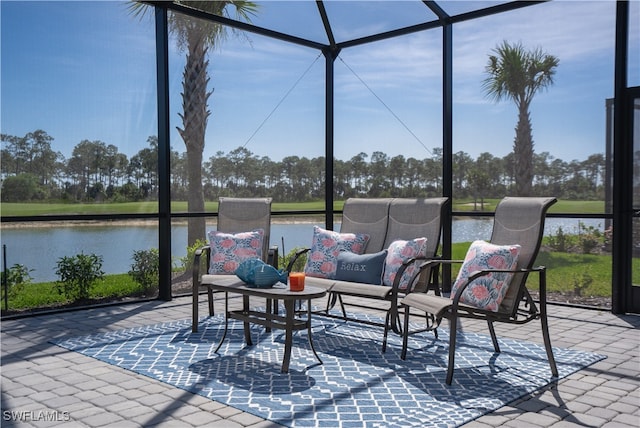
[408,258,466,296]
[285,248,310,272]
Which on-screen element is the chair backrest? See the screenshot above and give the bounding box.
[491,196,557,313]
[217,197,273,262]
[384,198,449,291]
[340,198,393,253]
[383,198,449,255]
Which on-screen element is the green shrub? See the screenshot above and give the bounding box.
[578,222,603,254]
[1,263,33,302]
[179,239,207,272]
[55,253,104,301]
[128,249,160,295]
[572,270,594,296]
[546,226,574,252]
[280,247,307,272]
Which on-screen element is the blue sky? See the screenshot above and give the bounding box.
[2,1,638,165]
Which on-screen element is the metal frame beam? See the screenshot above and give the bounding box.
[147,1,328,51]
[323,46,340,230]
[441,22,453,292]
[155,4,172,301]
[612,0,630,314]
[316,1,337,50]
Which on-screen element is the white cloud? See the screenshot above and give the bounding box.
[452,1,616,78]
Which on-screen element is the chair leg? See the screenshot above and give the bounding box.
[487,320,500,353]
[540,304,559,377]
[192,284,199,333]
[387,304,402,334]
[207,288,214,316]
[431,313,439,340]
[325,292,337,314]
[401,305,411,360]
[446,314,459,385]
[382,310,390,353]
[337,294,347,319]
[539,268,559,377]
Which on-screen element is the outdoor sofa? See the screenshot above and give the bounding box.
[288,197,449,344]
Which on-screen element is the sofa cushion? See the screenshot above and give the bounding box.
[304,226,370,279]
[451,240,521,312]
[207,229,264,274]
[303,276,336,291]
[334,250,387,285]
[382,237,428,290]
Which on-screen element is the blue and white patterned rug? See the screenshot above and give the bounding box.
[53,310,604,427]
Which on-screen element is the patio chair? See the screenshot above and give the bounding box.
[192,197,275,332]
[395,196,559,385]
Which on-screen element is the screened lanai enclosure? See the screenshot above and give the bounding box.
[1,1,639,315]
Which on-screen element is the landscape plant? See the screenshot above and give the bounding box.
[2,274,141,313]
[577,221,603,254]
[571,270,594,297]
[128,249,160,295]
[1,263,33,308]
[483,41,559,196]
[55,253,104,301]
[179,239,207,273]
[546,226,574,252]
[280,247,307,273]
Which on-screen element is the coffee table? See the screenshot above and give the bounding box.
[201,276,327,373]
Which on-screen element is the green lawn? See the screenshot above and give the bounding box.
[450,198,603,214]
[1,199,606,216]
[2,274,147,312]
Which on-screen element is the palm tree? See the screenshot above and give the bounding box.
[483,41,559,196]
[130,1,258,245]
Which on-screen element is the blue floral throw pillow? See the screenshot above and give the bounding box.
[334,250,388,285]
[451,240,521,312]
[207,229,264,275]
[304,226,370,279]
[382,238,428,291]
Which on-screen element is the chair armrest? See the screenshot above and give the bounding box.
[266,245,279,268]
[285,248,310,272]
[192,245,210,288]
[389,256,457,295]
[390,256,426,294]
[415,255,446,295]
[406,258,465,295]
[418,259,465,269]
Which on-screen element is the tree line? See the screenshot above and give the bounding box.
[0,130,605,204]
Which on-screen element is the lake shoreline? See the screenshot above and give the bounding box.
[0,216,327,229]
[2,214,591,231]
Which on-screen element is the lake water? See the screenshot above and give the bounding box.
[1,218,604,282]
